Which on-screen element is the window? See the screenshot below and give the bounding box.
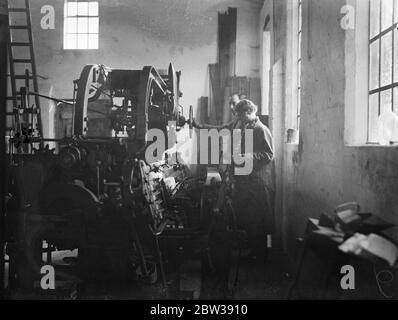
[262,15,272,116]
[285,0,302,143]
[64,1,99,50]
[368,0,398,143]
[297,0,302,130]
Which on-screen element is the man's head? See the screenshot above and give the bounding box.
[230,93,240,106]
[229,93,241,116]
[235,99,258,123]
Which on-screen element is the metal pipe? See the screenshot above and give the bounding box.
[28,92,74,106]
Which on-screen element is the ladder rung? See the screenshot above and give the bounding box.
[8,8,28,12]
[9,25,29,29]
[6,96,22,100]
[8,91,23,95]
[14,75,34,79]
[13,59,32,63]
[6,110,36,115]
[10,42,32,46]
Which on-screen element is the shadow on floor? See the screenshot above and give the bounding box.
[7,248,294,300]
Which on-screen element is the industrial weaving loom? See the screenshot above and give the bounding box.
[4,63,237,295]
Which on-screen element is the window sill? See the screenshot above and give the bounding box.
[344,143,398,148]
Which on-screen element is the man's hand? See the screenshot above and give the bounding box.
[241,153,254,163]
[233,153,253,161]
[233,153,253,167]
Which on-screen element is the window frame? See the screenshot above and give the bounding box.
[63,1,99,50]
[344,0,398,147]
[367,0,398,144]
[297,0,302,131]
[284,0,302,144]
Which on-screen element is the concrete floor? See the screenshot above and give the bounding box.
[9,246,394,299]
[74,248,292,300]
[5,248,293,300]
[5,238,397,299]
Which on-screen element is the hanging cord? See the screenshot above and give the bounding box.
[373,263,394,299]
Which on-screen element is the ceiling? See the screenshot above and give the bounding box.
[101,0,263,46]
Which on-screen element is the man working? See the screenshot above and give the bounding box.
[194,99,274,260]
[232,99,274,260]
[195,93,242,130]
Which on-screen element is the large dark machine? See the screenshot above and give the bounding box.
[4,63,237,296]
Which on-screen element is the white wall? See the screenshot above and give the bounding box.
[27,0,262,140]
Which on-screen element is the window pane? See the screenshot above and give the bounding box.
[298,59,301,84]
[394,87,398,114]
[381,0,394,31]
[64,33,77,49]
[78,2,89,16]
[88,34,98,49]
[370,40,380,90]
[298,3,302,30]
[370,0,380,38]
[368,93,379,143]
[88,17,99,34]
[77,17,88,34]
[297,87,301,115]
[65,17,77,34]
[394,28,398,82]
[381,32,393,86]
[381,89,392,114]
[67,2,78,17]
[298,31,302,59]
[395,0,398,23]
[88,2,99,16]
[77,33,88,49]
[64,2,99,51]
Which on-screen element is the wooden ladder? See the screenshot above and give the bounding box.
[6,0,42,143]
